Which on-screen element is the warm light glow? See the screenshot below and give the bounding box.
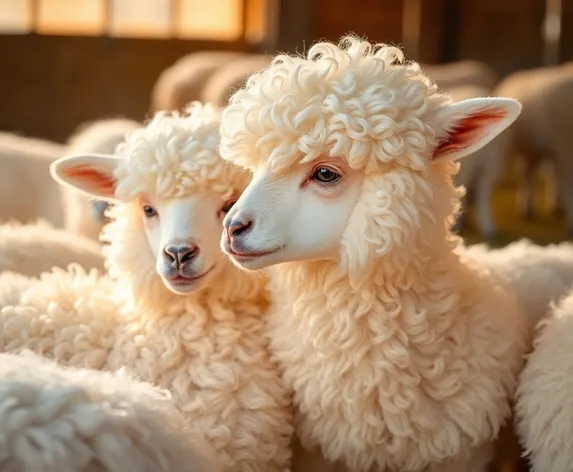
[109,0,172,38]
[0,0,32,33]
[176,0,243,40]
[0,0,263,42]
[36,0,105,35]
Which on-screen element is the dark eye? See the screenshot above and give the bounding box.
[221,200,236,213]
[143,205,157,218]
[311,167,341,184]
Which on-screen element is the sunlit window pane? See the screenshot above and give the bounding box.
[36,0,105,35]
[176,0,243,40]
[109,0,172,38]
[0,0,32,33]
[244,0,269,43]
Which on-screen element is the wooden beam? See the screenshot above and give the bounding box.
[402,0,422,61]
[543,0,563,65]
[273,0,315,54]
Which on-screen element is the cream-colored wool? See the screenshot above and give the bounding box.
[150,51,253,112]
[494,63,573,231]
[63,118,141,241]
[0,350,222,472]
[0,132,66,227]
[515,287,573,472]
[0,220,105,277]
[461,238,573,333]
[1,103,293,472]
[219,36,528,472]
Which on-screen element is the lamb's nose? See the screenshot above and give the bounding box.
[163,244,199,266]
[225,218,253,240]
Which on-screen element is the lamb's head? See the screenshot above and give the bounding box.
[51,103,250,306]
[219,36,521,278]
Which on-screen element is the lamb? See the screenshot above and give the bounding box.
[218,36,529,471]
[0,220,105,278]
[201,54,272,107]
[447,84,512,239]
[514,287,573,472]
[1,102,293,472]
[494,63,573,234]
[150,51,252,112]
[0,132,66,228]
[422,60,499,92]
[0,350,222,472]
[62,118,141,241]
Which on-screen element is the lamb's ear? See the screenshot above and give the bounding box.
[430,97,521,163]
[50,153,120,202]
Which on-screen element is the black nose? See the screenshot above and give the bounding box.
[163,244,199,266]
[225,218,252,240]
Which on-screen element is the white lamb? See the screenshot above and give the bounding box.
[62,118,141,241]
[0,132,66,227]
[1,103,293,472]
[218,36,529,471]
[0,350,221,472]
[514,286,573,472]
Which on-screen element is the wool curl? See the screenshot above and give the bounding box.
[220,35,452,175]
[220,36,527,472]
[114,102,247,202]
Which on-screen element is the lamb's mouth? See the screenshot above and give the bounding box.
[226,246,283,262]
[167,266,214,285]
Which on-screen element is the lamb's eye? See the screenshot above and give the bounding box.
[143,205,157,218]
[221,200,236,213]
[312,167,341,184]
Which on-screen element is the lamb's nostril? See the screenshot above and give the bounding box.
[164,244,199,266]
[227,220,253,239]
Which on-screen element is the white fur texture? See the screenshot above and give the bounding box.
[0,220,104,278]
[3,103,293,472]
[515,287,573,472]
[219,36,527,471]
[0,350,221,472]
[461,238,573,333]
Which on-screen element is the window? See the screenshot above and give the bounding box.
[0,0,270,42]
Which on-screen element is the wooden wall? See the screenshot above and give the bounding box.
[0,34,254,143]
[0,0,572,142]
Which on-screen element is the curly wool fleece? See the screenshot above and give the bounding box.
[219,36,528,471]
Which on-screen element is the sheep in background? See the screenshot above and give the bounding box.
[219,35,527,471]
[0,220,104,277]
[0,350,222,472]
[0,132,66,227]
[150,50,252,112]
[201,54,271,107]
[494,63,573,235]
[423,59,499,92]
[448,84,511,240]
[62,117,141,241]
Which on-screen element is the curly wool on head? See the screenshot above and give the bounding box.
[115,103,245,202]
[220,35,452,174]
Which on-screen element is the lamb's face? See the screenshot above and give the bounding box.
[138,190,236,294]
[221,158,363,270]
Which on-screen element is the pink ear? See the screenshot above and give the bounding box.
[430,97,521,162]
[60,164,116,197]
[50,154,120,201]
